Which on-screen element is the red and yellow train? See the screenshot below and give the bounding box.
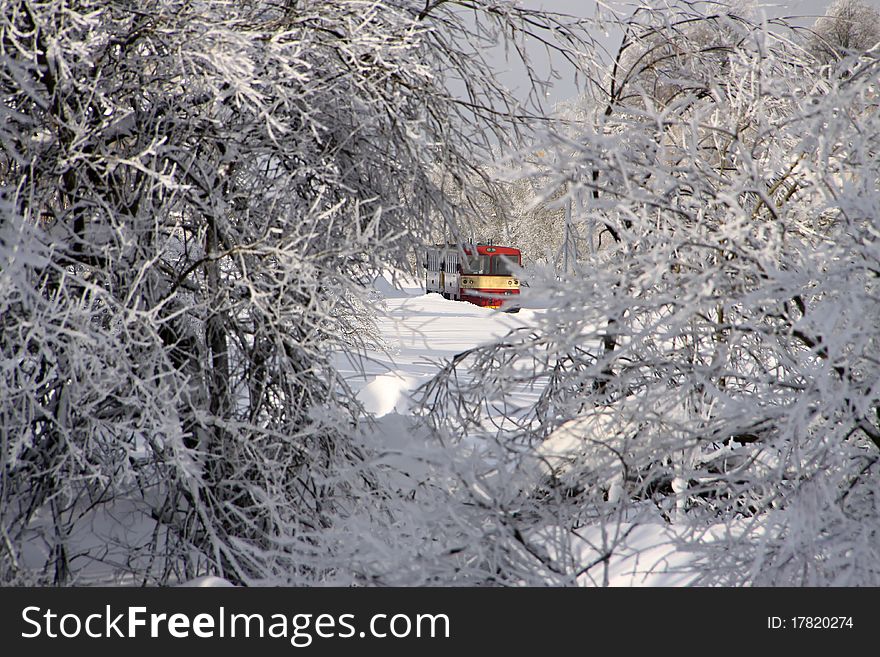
[423,242,522,309]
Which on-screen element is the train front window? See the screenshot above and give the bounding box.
[491,255,518,275]
[463,255,490,275]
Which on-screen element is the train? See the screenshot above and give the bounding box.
[423,242,522,310]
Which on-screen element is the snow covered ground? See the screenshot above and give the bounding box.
[331,273,701,587]
[335,273,537,417]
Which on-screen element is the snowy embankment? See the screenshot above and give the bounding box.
[335,273,533,417]
[334,272,702,587]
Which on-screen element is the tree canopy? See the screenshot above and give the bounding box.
[3,0,879,587]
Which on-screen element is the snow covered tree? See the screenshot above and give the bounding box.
[0,0,594,584]
[417,0,880,585]
[809,0,880,62]
[8,0,875,589]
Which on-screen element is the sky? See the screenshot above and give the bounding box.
[495,1,880,106]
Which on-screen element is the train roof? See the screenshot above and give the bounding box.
[428,242,521,256]
[470,244,521,256]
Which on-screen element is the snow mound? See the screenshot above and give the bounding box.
[372,271,423,298]
[534,522,698,586]
[178,576,236,587]
[358,373,419,416]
